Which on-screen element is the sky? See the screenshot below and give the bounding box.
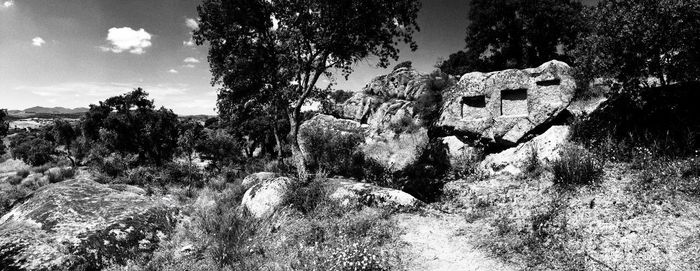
[0,0,598,115]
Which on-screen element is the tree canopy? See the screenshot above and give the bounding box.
[193,0,422,176]
[571,0,700,91]
[81,88,180,166]
[0,109,9,156]
[438,0,584,75]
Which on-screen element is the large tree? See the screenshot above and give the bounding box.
[571,0,700,91]
[193,0,421,176]
[439,0,584,75]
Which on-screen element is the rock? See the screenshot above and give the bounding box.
[241,175,423,217]
[242,177,294,218]
[566,96,608,118]
[362,67,431,101]
[0,178,178,270]
[440,136,481,166]
[326,178,423,210]
[241,172,278,191]
[480,125,570,176]
[44,167,62,176]
[339,92,384,123]
[438,60,576,147]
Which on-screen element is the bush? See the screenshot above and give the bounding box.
[552,144,604,186]
[122,166,160,186]
[162,162,204,187]
[300,125,365,179]
[283,173,330,215]
[9,133,56,166]
[46,167,76,183]
[16,169,30,179]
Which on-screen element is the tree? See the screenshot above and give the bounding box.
[439,0,584,75]
[9,132,56,166]
[52,119,78,166]
[0,109,8,156]
[178,120,205,182]
[193,0,421,177]
[81,88,180,166]
[571,0,700,92]
[196,129,243,171]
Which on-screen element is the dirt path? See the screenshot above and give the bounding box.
[392,211,516,271]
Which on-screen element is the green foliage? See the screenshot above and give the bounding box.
[441,0,584,74]
[81,88,180,166]
[551,144,604,186]
[9,132,56,166]
[571,0,700,91]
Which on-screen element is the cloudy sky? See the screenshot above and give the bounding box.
[0,0,597,115]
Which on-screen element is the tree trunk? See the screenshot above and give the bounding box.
[273,125,283,159]
[288,113,307,181]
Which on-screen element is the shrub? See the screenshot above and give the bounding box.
[552,144,604,186]
[6,175,23,186]
[9,133,56,166]
[46,167,76,183]
[300,125,365,179]
[195,187,259,268]
[283,172,330,215]
[161,162,204,187]
[95,153,138,178]
[450,147,484,179]
[20,174,49,190]
[16,169,30,179]
[122,166,160,186]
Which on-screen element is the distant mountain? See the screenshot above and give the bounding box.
[22,107,89,114]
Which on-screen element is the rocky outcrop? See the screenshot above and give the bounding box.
[241,172,278,191]
[300,67,448,174]
[438,60,576,147]
[0,178,179,270]
[480,125,571,175]
[240,174,423,218]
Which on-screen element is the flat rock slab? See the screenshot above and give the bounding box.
[0,178,179,270]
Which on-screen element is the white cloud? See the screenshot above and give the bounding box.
[185,18,199,30]
[168,69,179,74]
[32,37,45,47]
[1,1,13,8]
[184,57,200,64]
[183,37,195,47]
[100,27,152,54]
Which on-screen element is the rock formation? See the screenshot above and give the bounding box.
[300,66,449,173]
[241,174,422,218]
[0,178,179,270]
[437,60,576,146]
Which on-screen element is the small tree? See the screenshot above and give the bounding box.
[196,129,243,171]
[178,120,205,182]
[193,0,421,177]
[52,119,78,166]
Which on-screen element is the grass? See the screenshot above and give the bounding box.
[551,144,604,186]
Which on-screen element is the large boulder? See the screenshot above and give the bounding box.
[480,125,571,176]
[240,174,423,218]
[326,178,423,210]
[438,60,576,147]
[0,178,179,270]
[242,177,294,218]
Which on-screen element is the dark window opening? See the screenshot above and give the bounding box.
[461,95,486,108]
[536,78,561,86]
[501,88,528,116]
